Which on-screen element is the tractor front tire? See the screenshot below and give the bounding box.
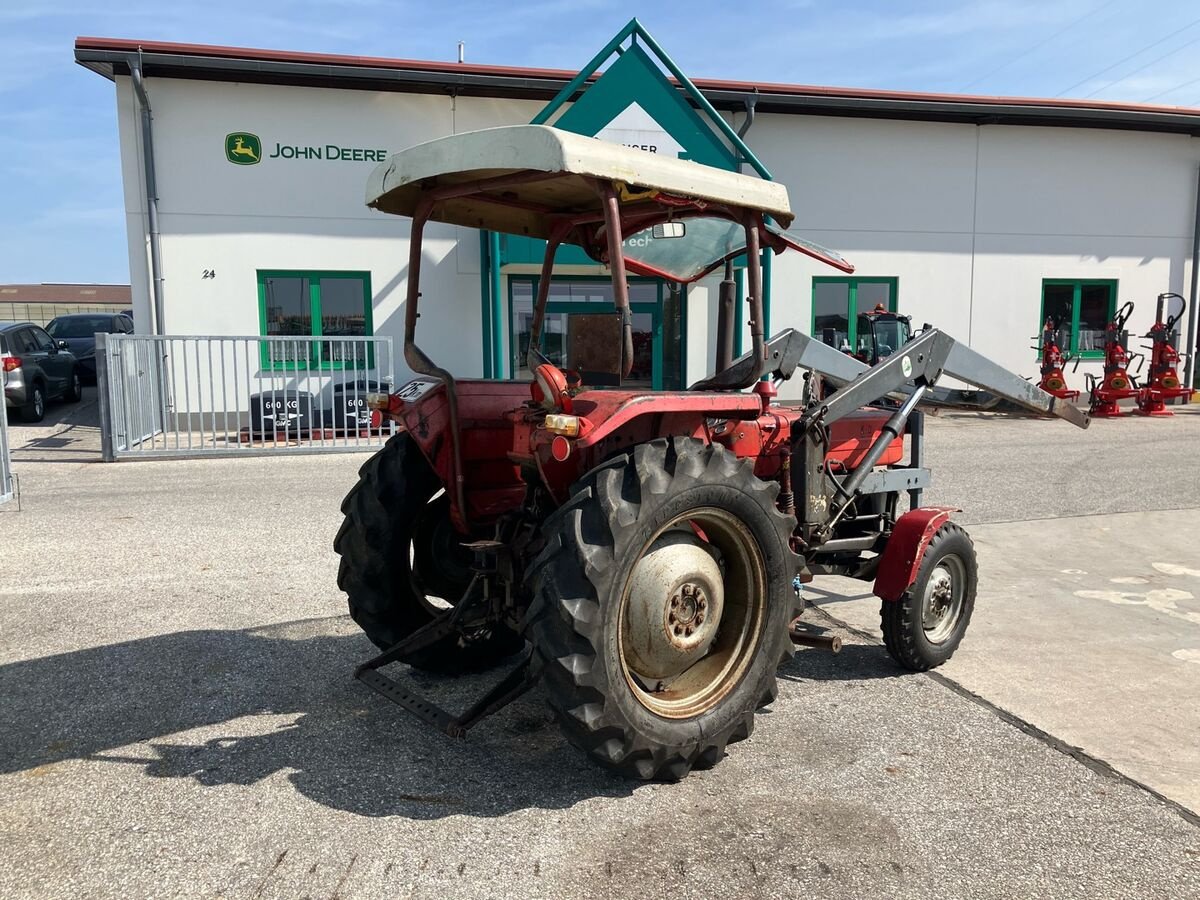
[880,521,977,671]
[526,437,800,780]
[334,432,523,673]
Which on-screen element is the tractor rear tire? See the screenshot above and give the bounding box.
[526,437,800,781]
[880,521,977,671]
[334,432,523,673]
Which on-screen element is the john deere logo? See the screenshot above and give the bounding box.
[225,132,261,165]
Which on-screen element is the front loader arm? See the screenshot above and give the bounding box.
[701,327,1089,429]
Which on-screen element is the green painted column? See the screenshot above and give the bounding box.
[490,231,504,378]
[478,230,493,378]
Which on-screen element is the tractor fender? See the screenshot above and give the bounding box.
[873,507,960,601]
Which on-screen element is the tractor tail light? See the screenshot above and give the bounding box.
[2,356,21,372]
[544,414,580,437]
[551,435,572,461]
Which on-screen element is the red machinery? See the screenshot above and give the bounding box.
[1085,301,1141,418]
[1136,293,1195,416]
[1035,318,1079,401]
[334,125,1089,781]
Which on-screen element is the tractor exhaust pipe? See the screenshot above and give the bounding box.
[716,260,736,373]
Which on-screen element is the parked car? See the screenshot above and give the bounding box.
[1,321,82,422]
[46,312,134,384]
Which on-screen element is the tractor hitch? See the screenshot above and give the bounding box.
[354,541,541,738]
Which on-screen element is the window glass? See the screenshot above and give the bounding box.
[1078,285,1111,353]
[48,316,111,338]
[544,280,656,304]
[1041,285,1074,333]
[814,282,850,350]
[11,329,36,353]
[1040,281,1114,357]
[319,278,368,336]
[856,281,892,314]
[263,277,311,336]
[30,327,55,351]
[511,281,535,380]
[258,272,372,369]
[511,278,662,382]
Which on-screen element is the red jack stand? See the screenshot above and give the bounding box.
[1086,301,1141,418]
[1135,293,1194,417]
[1033,318,1080,401]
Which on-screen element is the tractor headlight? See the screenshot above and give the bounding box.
[365,393,391,411]
[544,414,581,437]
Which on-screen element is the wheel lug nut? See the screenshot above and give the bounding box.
[696,613,704,625]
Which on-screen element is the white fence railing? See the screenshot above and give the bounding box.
[0,384,13,504]
[97,334,397,460]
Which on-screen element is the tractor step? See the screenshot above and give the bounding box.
[354,538,541,737]
[355,649,540,739]
[357,668,464,736]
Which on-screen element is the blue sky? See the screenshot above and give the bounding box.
[2,0,1199,285]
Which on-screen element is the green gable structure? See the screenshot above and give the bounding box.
[478,19,777,383]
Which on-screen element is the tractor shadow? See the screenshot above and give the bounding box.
[778,641,908,683]
[0,617,639,819]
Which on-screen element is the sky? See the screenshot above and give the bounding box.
[2,0,1200,285]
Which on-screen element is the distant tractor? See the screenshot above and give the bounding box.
[335,125,1089,780]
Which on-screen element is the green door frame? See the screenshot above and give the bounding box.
[507,274,684,390]
[1040,278,1117,360]
[811,276,899,350]
[476,18,775,379]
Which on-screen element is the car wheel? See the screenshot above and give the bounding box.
[64,369,83,403]
[22,384,46,423]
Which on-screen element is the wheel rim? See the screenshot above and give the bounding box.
[921,555,966,644]
[33,390,43,417]
[618,507,767,719]
[73,375,80,395]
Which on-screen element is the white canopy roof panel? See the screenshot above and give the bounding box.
[365,125,794,237]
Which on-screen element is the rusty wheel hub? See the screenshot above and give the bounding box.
[623,532,724,681]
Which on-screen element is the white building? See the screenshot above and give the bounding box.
[76,33,1200,397]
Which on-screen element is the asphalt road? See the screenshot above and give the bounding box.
[1,393,1198,898]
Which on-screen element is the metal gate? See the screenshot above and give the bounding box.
[0,388,13,504]
[97,334,396,460]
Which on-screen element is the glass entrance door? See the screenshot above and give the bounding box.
[509,277,683,389]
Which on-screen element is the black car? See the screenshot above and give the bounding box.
[46,313,134,383]
[1,321,82,422]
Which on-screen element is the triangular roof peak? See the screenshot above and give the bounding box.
[530,19,772,179]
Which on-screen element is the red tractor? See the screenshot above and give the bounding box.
[335,125,1089,780]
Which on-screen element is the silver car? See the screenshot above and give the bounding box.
[1,321,83,423]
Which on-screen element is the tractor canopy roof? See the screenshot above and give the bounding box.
[366,125,854,280]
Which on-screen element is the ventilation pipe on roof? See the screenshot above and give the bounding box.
[1185,161,1200,393]
[129,52,164,335]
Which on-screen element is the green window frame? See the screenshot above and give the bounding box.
[256,270,374,370]
[1039,279,1117,360]
[811,277,899,351]
[506,275,686,390]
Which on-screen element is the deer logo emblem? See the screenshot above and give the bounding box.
[225,132,262,165]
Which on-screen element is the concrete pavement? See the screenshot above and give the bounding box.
[813,506,1200,814]
[1,394,1199,898]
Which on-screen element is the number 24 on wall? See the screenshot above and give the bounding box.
[202,269,216,279]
